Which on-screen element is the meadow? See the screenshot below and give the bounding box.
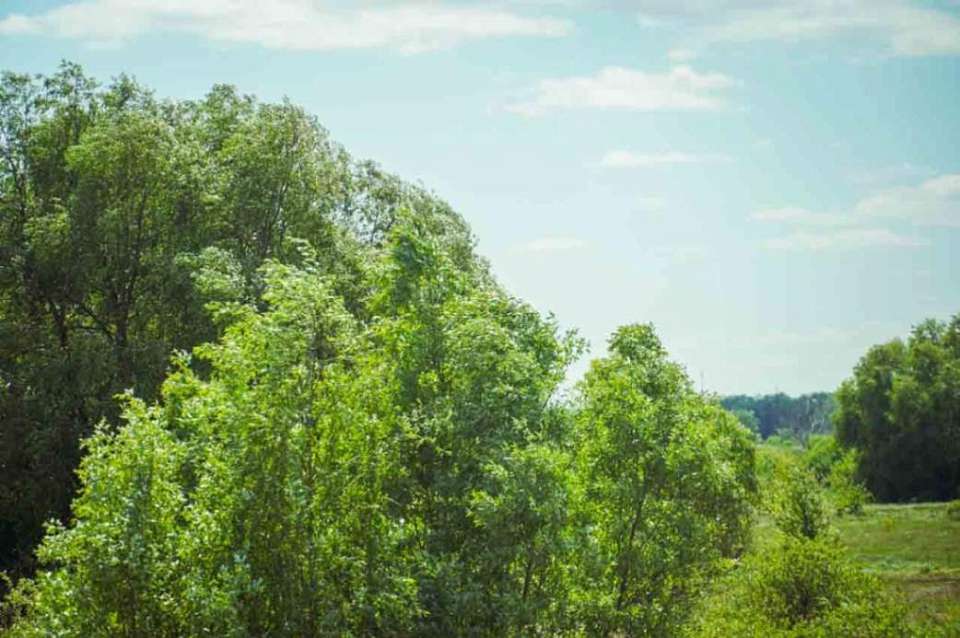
[836,503,960,628]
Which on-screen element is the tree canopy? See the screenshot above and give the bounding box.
[0,61,479,587]
[1,63,759,636]
[834,316,960,502]
[3,235,758,636]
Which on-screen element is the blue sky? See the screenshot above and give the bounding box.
[2,0,959,395]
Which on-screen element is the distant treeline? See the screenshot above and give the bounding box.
[720,392,836,440]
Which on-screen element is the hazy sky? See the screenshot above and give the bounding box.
[2,0,959,395]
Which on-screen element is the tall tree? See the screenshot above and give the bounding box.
[834,315,960,502]
[571,324,756,636]
[0,62,478,589]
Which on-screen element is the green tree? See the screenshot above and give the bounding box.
[370,214,584,635]
[5,259,422,636]
[834,315,960,502]
[722,393,835,441]
[3,63,766,637]
[571,324,756,636]
[0,62,479,590]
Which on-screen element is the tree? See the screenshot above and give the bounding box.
[0,63,479,591]
[4,259,422,636]
[370,214,585,635]
[3,63,764,636]
[571,324,756,636]
[834,315,960,502]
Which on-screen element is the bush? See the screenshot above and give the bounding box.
[802,434,840,482]
[768,465,830,540]
[687,537,917,637]
[749,538,863,626]
[828,449,871,515]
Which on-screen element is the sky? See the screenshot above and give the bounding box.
[2,0,959,395]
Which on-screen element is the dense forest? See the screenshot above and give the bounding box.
[0,64,957,636]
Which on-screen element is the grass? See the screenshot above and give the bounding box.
[836,503,960,572]
[834,502,960,629]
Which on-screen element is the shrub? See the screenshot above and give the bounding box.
[768,465,830,540]
[687,537,917,637]
[828,449,871,515]
[802,434,840,482]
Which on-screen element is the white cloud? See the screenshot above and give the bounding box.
[848,162,931,187]
[856,173,960,226]
[635,0,960,57]
[506,65,736,116]
[600,149,731,168]
[0,1,572,53]
[515,236,588,255]
[751,207,849,226]
[755,174,960,229]
[764,228,924,252]
[753,172,960,250]
[667,47,698,62]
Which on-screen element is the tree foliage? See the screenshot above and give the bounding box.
[834,316,960,502]
[0,62,477,586]
[3,247,758,636]
[570,325,757,636]
[2,64,760,636]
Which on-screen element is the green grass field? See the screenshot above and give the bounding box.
[834,503,960,629]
